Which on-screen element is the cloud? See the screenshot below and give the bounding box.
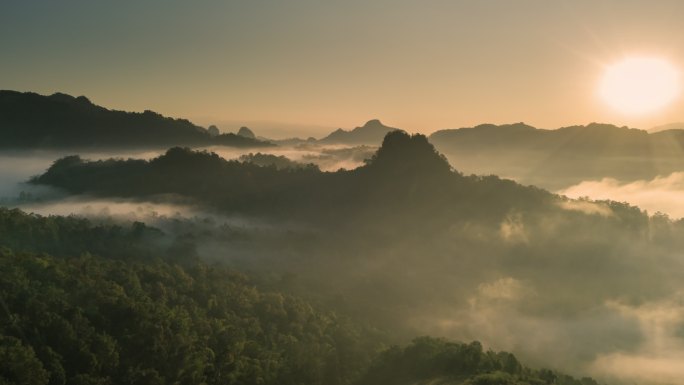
[476,277,531,301]
[15,197,194,221]
[557,200,613,217]
[590,296,684,385]
[558,172,684,218]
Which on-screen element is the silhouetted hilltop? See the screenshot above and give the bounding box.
[429,122,684,189]
[237,126,256,139]
[32,131,551,224]
[0,90,273,149]
[319,119,404,145]
[207,124,220,136]
[363,130,451,177]
[430,122,649,152]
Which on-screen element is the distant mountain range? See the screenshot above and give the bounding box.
[0,90,402,149]
[318,119,403,145]
[7,89,684,190]
[429,122,684,189]
[0,90,273,149]
[264,119,402,146]
[650,122,684,132]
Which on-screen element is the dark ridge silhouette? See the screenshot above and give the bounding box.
[430,122,650,152]
[31,131,553,226]
[207,124,220,136]
[0,90,274,149]
[364,130,451,176]
[237,126,256,139]
[429,122,684,189]
[319,119,404,145]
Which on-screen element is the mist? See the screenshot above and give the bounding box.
[559,172,684,219]
[0,144,374,204]
[589,298,684,385]
[5,138,684,385]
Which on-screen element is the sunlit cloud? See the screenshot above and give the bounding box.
[557,199,614,217]
[559,172,684,218]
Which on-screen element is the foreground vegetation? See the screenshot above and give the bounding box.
[0,207,599,385]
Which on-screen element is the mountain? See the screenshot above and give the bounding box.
[429,122,684,189]
[319,119,404,145]
[650,122,684,132]
[237,126,256,139]
[27,131,684,376]
[30,131,489,221]
[0,90,273,149]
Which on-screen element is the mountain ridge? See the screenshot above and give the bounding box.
[0,90,273,149]
[319,119,404,145]
[428,121,684,189]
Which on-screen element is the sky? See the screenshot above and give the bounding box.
[3,0,684,137]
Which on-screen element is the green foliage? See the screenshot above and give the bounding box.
[0,249,379,385]
[319,119,401,145]
[0,336,49,385]
[358,337,593,385]
[0,207,164,260]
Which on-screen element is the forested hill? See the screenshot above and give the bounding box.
[0,206,602,385]
[0,90,273,149]
[31,131,552,224]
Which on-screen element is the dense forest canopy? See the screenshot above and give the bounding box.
[0,206,598,385]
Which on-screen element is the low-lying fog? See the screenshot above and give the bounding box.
[559,172,684,219]
[0,143,375,205]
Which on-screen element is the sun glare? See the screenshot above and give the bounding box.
[599,57,680,115]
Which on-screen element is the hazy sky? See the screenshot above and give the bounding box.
[3,0,684,136]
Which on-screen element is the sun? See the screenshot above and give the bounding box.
[599,57,680,115]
